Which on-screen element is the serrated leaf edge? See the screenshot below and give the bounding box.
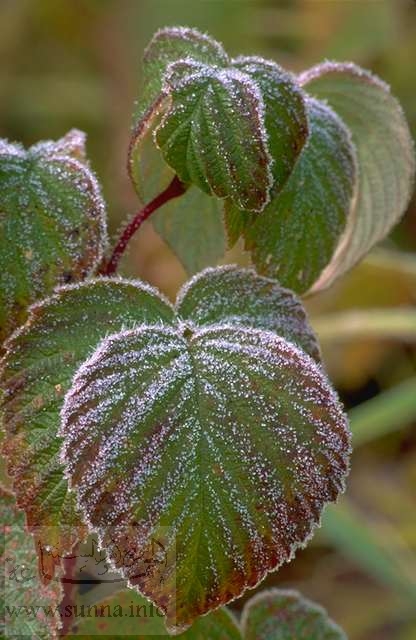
[143,26,229,68]
[58,321,350,634]
[155,62,274,211]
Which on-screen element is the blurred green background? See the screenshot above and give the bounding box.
[1,1,415,639]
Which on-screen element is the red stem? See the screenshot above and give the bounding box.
[100,175,186,276]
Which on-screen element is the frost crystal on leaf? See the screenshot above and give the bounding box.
[176,265,321,361]
[225,97,357,293]
[54,267,350,632]
[231,56,308,194]
[0,132,108,345]
[0,278,175,571]
[129,26,309,219]
[156,61,273,212]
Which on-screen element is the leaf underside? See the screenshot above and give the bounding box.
[300,62,415,290]
[153,185,226,274]
[55,267,349,632]
[0,130,107,346]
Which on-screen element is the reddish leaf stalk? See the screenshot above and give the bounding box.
[100,175,186,275]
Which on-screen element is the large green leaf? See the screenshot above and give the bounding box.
[0,278,174,571]
[155,60,273,212]
[300,62,415,290]
[226,98,357,293]
[70,589,240,639]
[0,129,107,346]
[0,266,320,579]
[1,488,63,639]
[241,589,347,639]
[59,267,349,632]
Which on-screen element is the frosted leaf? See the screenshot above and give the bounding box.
[226,98,357,293]
[0,278,174,572]
[2,267,348,629]
[176,265,320,361]
[0,132,108,345]
[129,26,310,226]
[128,114,226,275]
[300,62,415,291]
[1,488,63,639]
[135,26,228,126]
[129,26,228,197]
[155,61,273,212]
[232,56,308,194]
[241,589,347,640]
[70,587,241,638]
[60,318,350,630]
[31,128,88,163]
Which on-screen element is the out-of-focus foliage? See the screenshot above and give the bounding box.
[1,2,415,639]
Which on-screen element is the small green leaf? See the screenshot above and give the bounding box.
[0,278,174,568]
[300,62,415,290]
[241,589,347,639]
[232,56,308,193]
[0,130,107,345]
[129,27,309,221]
[128,27,311,275]
[226,98,357,293]
[136,26,228,126]
[176,266,320,361]
[70,589,241,639]
[129,26,228,197]
[155,60,273,212]
[1,488,63,639]
[59,267,349,632]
